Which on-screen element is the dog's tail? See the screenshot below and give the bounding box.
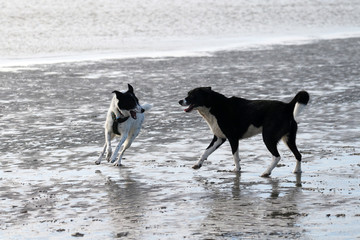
[141,103,152,112]
[290,91,310,120]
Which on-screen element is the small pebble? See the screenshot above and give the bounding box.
[71,232,84,237]
[116,232,129,238]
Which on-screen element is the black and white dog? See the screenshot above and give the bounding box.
[95,84,151,167]
[179,87,309,177]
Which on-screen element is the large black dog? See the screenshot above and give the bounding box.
[179,87,309,177]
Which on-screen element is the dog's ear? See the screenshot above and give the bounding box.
[112,90,123,99]
[128,84,134,93]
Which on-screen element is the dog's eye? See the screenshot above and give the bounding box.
[130,94,139,103]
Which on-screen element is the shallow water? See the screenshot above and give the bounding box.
[0,38,360,239]
[1,0,360,64]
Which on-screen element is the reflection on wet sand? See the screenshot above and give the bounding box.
[96,169,150,238]
[193,173,305,239]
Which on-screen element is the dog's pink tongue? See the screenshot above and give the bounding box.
[130,111,137,119]
[184,104,193,112]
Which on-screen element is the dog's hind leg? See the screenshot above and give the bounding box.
[262,155,281,177]
[105,131,114,162]
[261,132,281,177]
[95,143,107,165]
[283,123,302,173]
[193,135,226,169]
[96,130,113,165]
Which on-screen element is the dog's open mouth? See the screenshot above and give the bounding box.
[130,110,137,119]
[184,104,195,113]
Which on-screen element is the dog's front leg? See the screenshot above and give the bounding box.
[116,133,137,164]
[229,138,241,172]
[193,136,226,169]
[110,134,128,166]
[232,149,241,172]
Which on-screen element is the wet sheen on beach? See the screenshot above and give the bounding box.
[1,37,359,239]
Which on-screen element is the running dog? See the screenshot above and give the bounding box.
[179,87,309,177]
[96,84,151,167]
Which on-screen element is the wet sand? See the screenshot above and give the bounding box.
[0,38,359,239]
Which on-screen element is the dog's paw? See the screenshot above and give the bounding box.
[106,153,112,162]
[233,167,241,173]
[261,172,271,178]
[95,160,101,165]
[113,162,123,167]
[192,164,202,169]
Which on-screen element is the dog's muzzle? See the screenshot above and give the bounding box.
[179,99,195,112]
[179,99,187,106]
[130,107,145,119]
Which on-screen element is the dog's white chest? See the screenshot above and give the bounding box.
[198,107,226,139]
[242,125,263,139]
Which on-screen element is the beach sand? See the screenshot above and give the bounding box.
[0,37,359,239]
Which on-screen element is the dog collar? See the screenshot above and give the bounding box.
[111,112,129,123]
[116,116,129,123]
[111,112,129,135]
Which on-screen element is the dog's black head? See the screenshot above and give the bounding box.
[179,87,212,112]
[113,84,144,119]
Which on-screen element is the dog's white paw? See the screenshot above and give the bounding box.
[106,153,112,162]
[113,162,123,167]
[293,161,302,173]
[110,157,117,163]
